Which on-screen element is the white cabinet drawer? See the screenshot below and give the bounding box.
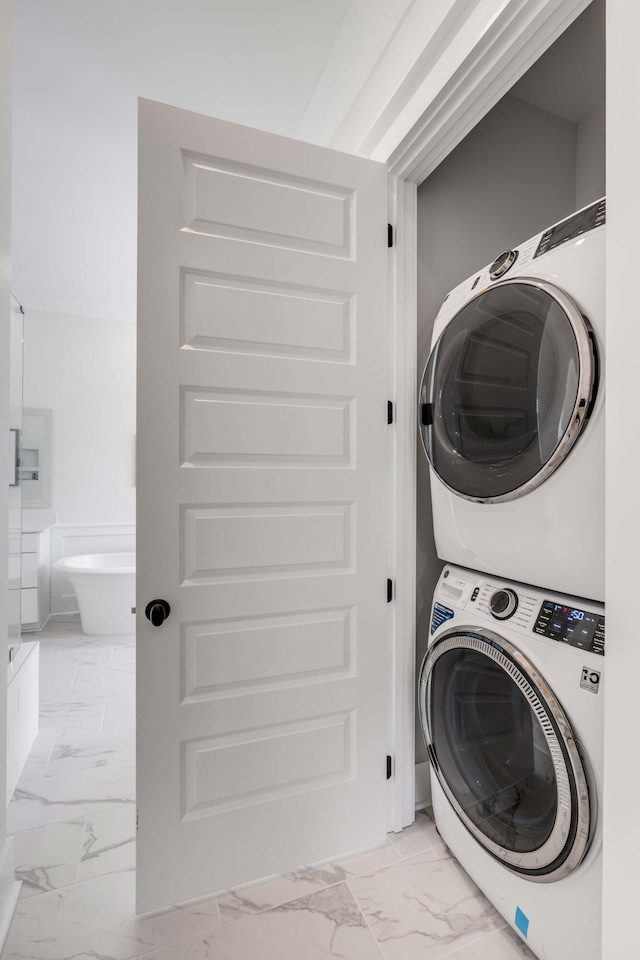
[8,554,21,587]
[21,588,38,624]
[21,533,38,553]
[21,552,38,589]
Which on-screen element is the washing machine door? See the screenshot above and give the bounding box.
[420,277,597,503]
[419,628,592,882]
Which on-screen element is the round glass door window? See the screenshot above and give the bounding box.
[419,630,592,881]
[420,278,597,502]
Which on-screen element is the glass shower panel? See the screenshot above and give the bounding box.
[8,298,24,659]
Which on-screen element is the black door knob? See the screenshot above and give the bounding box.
[145,599,171,626]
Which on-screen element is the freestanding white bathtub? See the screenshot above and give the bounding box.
[54,553,136,636]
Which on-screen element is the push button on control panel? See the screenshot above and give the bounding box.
[533,600,604,656]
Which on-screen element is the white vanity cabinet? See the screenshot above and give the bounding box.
[21,512,55,631]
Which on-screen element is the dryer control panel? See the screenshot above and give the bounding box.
[433,196,606,325]
[533,600,605,656]
[534,198,606,259]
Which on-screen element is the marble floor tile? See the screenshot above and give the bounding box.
[39,678,88,709]
[218,839,401,924]
[111,644,136,667]
[38,663,78,694]
[8,761,135,832]
[74,661,135,688]
[64,673,136,720]
[137,882,382,960]
[349,845,505,960]
[95,690,136,717]
[2,868,220,960]
[45,731,134,778]
[102,702,135,733]
[16,742,53,785]
[13,819,85,898]
[38,699,105,739]
[33,636,58,652]
[38,702,105,740]
[53,638,117,666]
[33,621,85,640]
[445,925,535,959]
[78,805,136,882]
[387,807,441,859]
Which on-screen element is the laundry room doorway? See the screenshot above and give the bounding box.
[414,0,605,805]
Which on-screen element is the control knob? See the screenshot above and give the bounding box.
[489,588,518,620]
[489,249,518,280]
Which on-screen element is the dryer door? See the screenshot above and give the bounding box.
[420,278,596,503]
[419,628,591,882]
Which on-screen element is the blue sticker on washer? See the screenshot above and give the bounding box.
[431,602,455,635]
[515,907,529,938]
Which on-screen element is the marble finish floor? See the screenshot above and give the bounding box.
[2,622,535,960]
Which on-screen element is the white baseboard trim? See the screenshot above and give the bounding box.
[48,612,81,623]
[0,836,21,951]
[415,759,431,810]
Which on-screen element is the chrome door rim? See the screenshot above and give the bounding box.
[419,627,591,882]
[419,276,596,504]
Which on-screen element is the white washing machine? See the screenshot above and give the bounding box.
[419,198,605,601]
[418,564,604,960]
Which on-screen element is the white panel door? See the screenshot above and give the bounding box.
[137,98,389,913]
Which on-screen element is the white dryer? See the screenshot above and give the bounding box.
[420,198,605,601]
[419,564,604,960]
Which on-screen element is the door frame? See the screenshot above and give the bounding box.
[367,0,594,831]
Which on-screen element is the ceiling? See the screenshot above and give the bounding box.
[11,0,352,321]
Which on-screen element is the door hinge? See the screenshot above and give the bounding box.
[386,755,393,779]
[421,403,433,426]
[388,223,393,247]
[387,579,393,603]
[136,810,139,832]
[387,400,394,424]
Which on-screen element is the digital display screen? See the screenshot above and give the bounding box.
[551,604,598,645]
[534,600,604,655]
[534,199,605,259]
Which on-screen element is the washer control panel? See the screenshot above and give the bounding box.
[533,600,605,656]
[474,581,537,630]
[489,588,518,620]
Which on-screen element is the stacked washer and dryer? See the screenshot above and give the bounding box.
[417,198,606,960]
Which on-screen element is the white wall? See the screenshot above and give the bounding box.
[576,104,605,209]
[23,312,136,527]
[415,92,578,762]
[602,2,640,956]
[12,0,352,322]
